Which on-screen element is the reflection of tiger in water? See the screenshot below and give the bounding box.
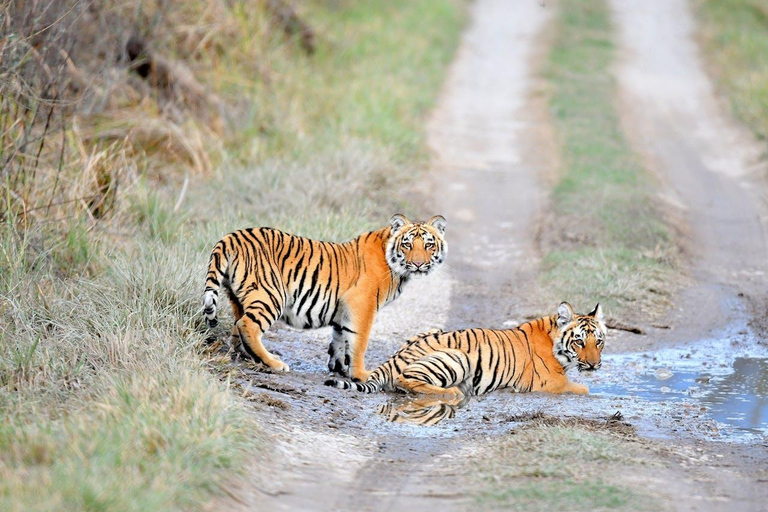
[202,214,447,381]
[326,302,605,397]
[377,397,465,426]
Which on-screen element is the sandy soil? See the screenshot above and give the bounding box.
[213,1,768,510]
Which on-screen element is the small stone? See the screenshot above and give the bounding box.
[654,368,674,380]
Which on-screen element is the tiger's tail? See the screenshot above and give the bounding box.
[324,362,393,394]
[203,238,230,331]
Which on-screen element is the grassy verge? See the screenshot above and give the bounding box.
[696,0,768,143]
[537,0,678,320]
[194,0,466,240]
[0,1,465,510]
[472,418,659,511]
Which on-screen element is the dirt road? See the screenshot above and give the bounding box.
[217,1,551,510]
[608,1,768,509]
[215,1,768,510]
[612,0,768,347]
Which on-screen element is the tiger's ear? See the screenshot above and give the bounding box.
[588,303,604,323]
[426,215,447,235]
[557,302,574,328]
[390,214,410,234]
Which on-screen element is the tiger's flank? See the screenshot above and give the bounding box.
[327,302,605,397]
[203,214,447,381]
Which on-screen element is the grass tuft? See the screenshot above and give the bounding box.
[697,0,768,143]
[538,0,679,320]
[130,189,186,243]
[473,423,657,511]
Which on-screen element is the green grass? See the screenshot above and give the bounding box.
[220,0,465,166]
[0,1,466,509]
[482,481,637,511]
[0,229,260,511]
[696,0,768,142]
[539,0,678,318]
[473,424,657,511]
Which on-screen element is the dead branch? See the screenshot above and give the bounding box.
[605,318,645,335]
[125,35,226,128]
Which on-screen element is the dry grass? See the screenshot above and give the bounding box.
[192,139,411,241]
[696,0,768,143]
[0,235,261,511]
[0,0,466,509]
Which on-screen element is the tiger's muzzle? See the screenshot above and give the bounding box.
[578,361,601,372]
[407,262,432,274]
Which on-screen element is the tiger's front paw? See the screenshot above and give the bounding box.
[268,359,290,373]
[327,342,351,377]
[569,383,589,394]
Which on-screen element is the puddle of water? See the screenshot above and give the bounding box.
[373,333,768,443]
[590,350,768,438]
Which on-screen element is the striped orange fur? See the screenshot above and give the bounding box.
[202,214,447,380]
[326,302,605,397]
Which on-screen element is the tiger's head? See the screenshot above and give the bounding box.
[553,302,606,372]
[386,214,447,277]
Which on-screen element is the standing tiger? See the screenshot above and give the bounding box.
[326,302,605,397]
[202,214,447,380]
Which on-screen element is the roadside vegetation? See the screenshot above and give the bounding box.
[538,0,679,321]
[0,1,465,509]
[472,416,659,511]
[696,0,768,144]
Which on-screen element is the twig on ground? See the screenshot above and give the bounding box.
[605,318,644,335]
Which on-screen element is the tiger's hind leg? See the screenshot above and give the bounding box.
[227,293,248,357]
[396,349,471,398]
[236,293,289,372]
[396,376,464,398]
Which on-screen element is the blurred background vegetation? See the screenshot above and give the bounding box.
[697,0,768,144]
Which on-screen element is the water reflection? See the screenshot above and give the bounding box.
[593,356,768,434]
[699,357,768,431]
[377,396,468,426]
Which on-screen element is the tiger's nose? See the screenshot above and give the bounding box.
[413,260,426,268]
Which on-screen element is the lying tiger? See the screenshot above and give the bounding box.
[203,214,447,381]
[326,302,605,397]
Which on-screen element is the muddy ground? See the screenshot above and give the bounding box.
[211,1,768,510]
